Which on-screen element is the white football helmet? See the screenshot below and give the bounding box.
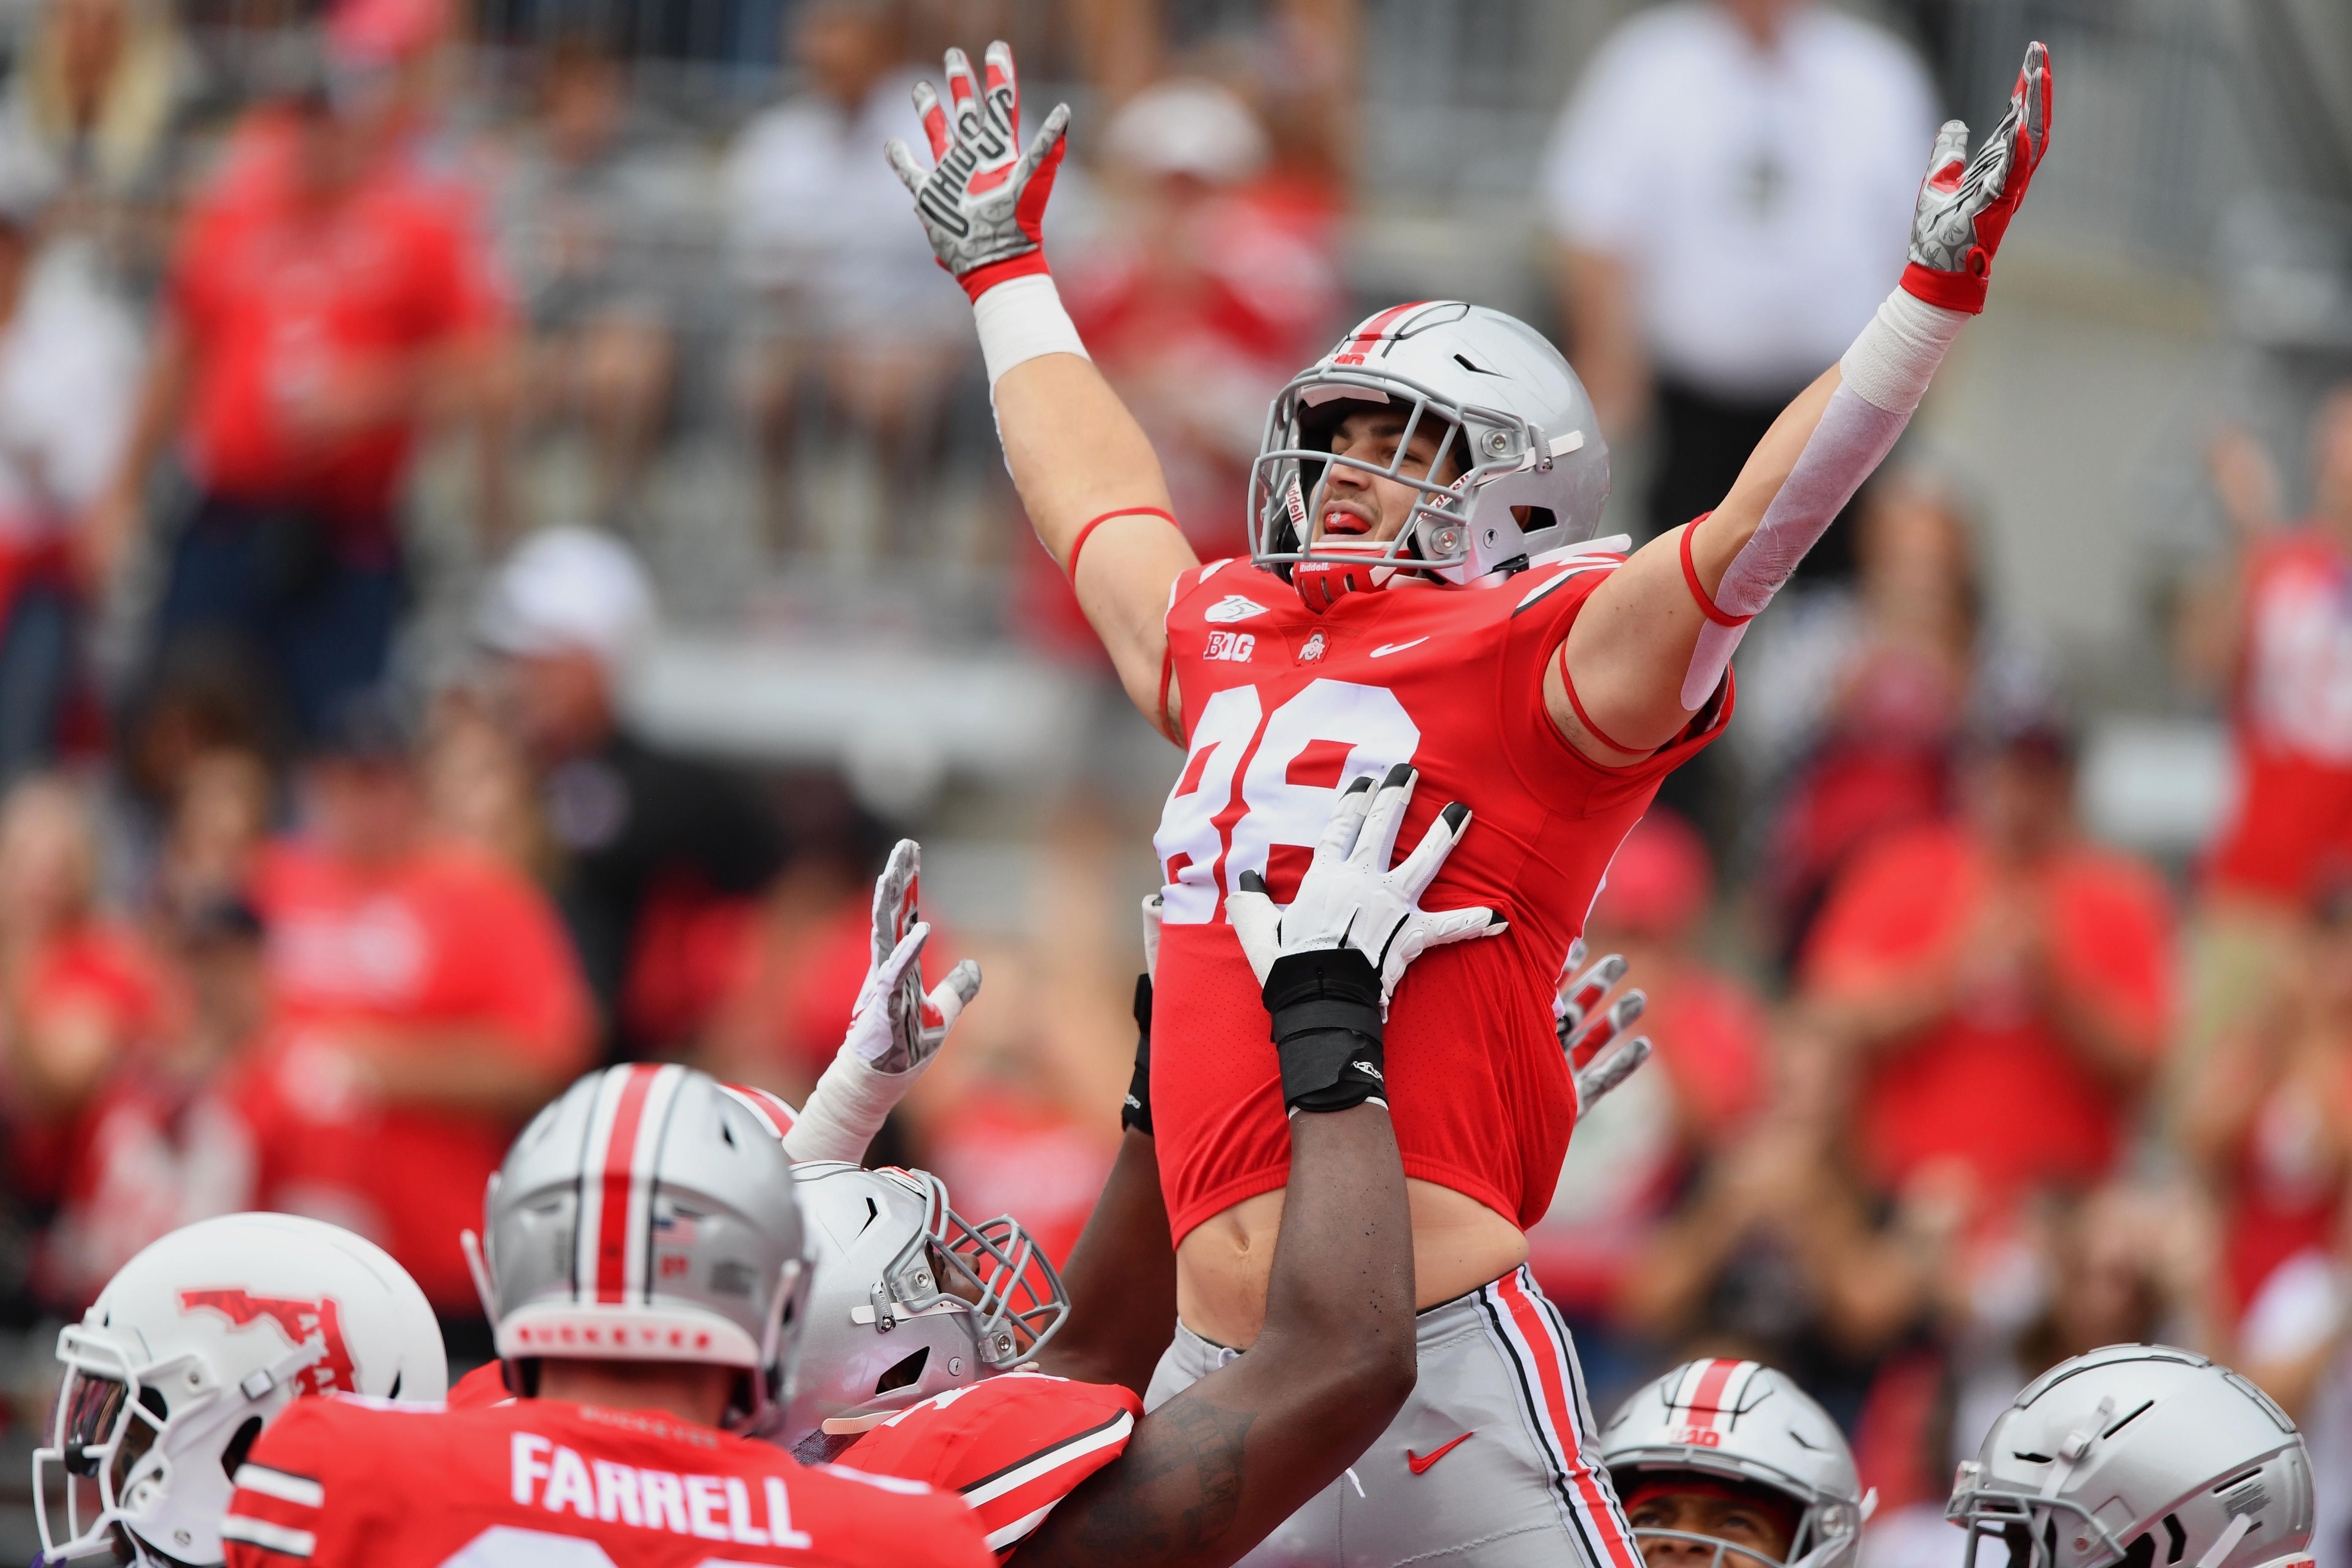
[779,1161,1068,1455]
[1947,1345,2314,1568]
[1249,300,1611,603]
[1601,1358,1875,1568]
[35,1212,446,1567]
[466,1064,814,1437]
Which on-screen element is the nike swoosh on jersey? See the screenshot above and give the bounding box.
[1368,637,1431,658]
[1406,1432,1473,1474]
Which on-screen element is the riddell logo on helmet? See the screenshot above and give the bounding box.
[179,1289,359,1396]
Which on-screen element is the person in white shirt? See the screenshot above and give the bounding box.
[723,0,971,556]
[0,148,141,782]
[1542,0,1938,554]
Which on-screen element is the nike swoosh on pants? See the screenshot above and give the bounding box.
[1406,1432,1473,1474]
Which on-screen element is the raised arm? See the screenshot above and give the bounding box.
[1019,768,1501,1568]
[1551,43,2052,762]
[885,43,1199,731]
[1035,896,1178,1398]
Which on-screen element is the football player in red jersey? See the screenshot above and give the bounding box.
[777,774,1647,1565]
[221,1063,993,1568]
[883,38,2050,1568]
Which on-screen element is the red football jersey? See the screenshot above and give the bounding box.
[223,1395,991,1568]
[844,1373,1141,1560]
[1149,553,1730,1241]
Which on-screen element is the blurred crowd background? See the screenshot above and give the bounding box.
[0,0,2346,1557]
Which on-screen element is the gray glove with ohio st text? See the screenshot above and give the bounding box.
[1228,765,1505,1115]
[883,41,1070,301]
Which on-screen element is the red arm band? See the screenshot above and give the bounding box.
[1556,637,1652,757]
[1067,507,1180,584]
[1680,517,1754,628]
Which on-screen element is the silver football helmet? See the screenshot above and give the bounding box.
[465,1064,812,1437]
[1601,1359,1874,1568]
[1250,300,1611,591]
[1947,1345,2314,1568]
[778,1161,1069,1451]
[35,1213,446,1568]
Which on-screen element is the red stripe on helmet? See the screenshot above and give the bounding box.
[594,1066,659,1302]
[1345,300,1430,348]
[1685,1359,1742,1429]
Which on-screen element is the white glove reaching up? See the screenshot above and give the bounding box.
[1553,938,1654,1124]
[782,840,982,1164]
[1228,763,1503,1018]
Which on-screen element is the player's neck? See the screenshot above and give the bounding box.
[534,1358,738,1429]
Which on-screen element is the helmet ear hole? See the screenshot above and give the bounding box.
[875,1346,929,1396]
[220,1416,264,1482]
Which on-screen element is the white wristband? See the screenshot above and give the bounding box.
[973,274,1090,387]
[1838,288,1967,416]
[779,1051,911,1165]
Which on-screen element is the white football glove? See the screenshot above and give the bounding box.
[782,840,981,1165]
[1228,764,1504,1018]
[1553,938,1654,1123]
[884,41,1070,301]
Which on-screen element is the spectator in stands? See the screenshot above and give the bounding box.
[694,772,898,1104]
[1799,713,2172,1225]
[246,689,591,1342]
[2,0,193,290]
[724,0,964,556]
[1620,1014,1946,1429]
[87,3,507,743]
[489,35,708,527]
[0,775,164,1317]
[149,743,272,927]
[1525,808,1769,1405]
[476,527,786,1062]
[2184,397,2352,916]
[419,683,542,874]
[39,896,265,1309]
[0,148,142,784]
[2182,877,2352,1339]
[1539,0,1937,549]
[1062,75,1345,561]
[1733,474,2030,966]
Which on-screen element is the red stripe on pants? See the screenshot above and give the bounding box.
[1498,1271,1639,1568]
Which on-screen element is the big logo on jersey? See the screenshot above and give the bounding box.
[180,1289,360,1396]
[1153,679,1421,922]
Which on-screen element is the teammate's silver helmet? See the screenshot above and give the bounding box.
[467,1064,813,1436]
[1601,1359,1873,1568]
[1947,1345,2314,1568]
[1250,300,1611,587]
[779,1161,1069,1451]
[35,1214,445,1568]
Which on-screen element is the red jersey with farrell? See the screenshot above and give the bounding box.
[844,1372,1142,1560]
[225,1395,991,1568]
[1149,552,1731,1241]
